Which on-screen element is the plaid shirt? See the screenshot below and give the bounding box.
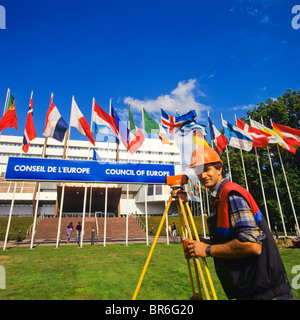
[212,180,266,244]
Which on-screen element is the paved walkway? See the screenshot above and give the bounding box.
[0,235,182,249]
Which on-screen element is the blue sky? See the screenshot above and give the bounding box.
[0,0,299,142]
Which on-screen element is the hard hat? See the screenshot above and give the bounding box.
[190,146,223,168]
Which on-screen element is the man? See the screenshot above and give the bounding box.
[184,146,293,300]
[75,221,82,246]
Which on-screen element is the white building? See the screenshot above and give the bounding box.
[0,134,183,217]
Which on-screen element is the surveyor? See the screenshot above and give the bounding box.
[184,146,293,300]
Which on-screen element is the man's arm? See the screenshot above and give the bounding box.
[186,238,261,259]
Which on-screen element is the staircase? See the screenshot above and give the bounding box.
[26,217,146,240]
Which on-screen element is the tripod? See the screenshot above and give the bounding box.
[132,175,217,300]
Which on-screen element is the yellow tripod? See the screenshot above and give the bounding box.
[132,174,217,300]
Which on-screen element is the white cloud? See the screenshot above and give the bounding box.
[123,79,210,121]
[230,104,255,111]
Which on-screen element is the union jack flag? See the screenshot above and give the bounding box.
[161,108,196,135]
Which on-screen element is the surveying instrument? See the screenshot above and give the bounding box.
[132,174,217,300]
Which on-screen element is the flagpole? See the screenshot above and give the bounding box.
[126,101,130,246]
[3,140,23,250]
[56,95,72,248]
[80,185,88,248]
[270,119,299,233]
[55,129,68,249]
[142,103,149,246]
[220,113,232,182]
[0,88,10,139]
[255,146,271,230]
[103,99,111,247]
[30,183,41,249]
[2,88,10,116]
[246,116,271,230]
[86,97,95,217]
[79,97,94,247]
[89,98,96,219]
[261,118,287,237]
[205,188,210,216]
[198,180,206,238]
[191,114,206,237]
[234,114,249,191]
[3,91,26,250]
[0,88,10,136]
[162,106,169,245]
[22,90,41,250]
[276,144,299,232]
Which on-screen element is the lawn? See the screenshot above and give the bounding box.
[0,243,299,300]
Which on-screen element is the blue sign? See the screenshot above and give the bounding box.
[5,157,175,184]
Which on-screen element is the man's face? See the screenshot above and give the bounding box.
[197,164,223,191]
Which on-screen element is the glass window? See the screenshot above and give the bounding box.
[147,185,154,196]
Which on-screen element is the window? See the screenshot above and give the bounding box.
[147,185,154,196]
[156,185,162,195]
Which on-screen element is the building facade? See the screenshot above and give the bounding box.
[0,134,183,217]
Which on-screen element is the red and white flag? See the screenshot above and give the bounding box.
[70,97,95,145]
[236,118,271,148]
[22,92,37,153]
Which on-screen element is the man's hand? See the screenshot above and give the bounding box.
[187,239,209,258]
[182,239,209,259]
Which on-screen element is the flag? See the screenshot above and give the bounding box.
[93,149,102,161]
[161,108,197,135]
[22,93,36,153]
[70,97,95,145]
[250,119,293,153]
[143,108,172,144]
[143,107,160,134]
[178,121,206,136]
[193,129,209,147]
[0,92,18,131]
[236,118,270,148]
[208,116,228,154]
[272,122,300,149]
[127,104,145,154]
[111,105,130,149]
[42,94,68,142]
[91,101,118,137]
[222,119,253,151]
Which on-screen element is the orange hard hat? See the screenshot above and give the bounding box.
[190,146,223,168]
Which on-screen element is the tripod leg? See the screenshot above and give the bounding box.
[178,203,203,299]
[176,203,197,298]
[184,201,218,300]
[178,199,211,300]
[177,202,203,299]
[132,195,173,300]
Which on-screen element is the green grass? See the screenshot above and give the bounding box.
[0,243,299,300]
